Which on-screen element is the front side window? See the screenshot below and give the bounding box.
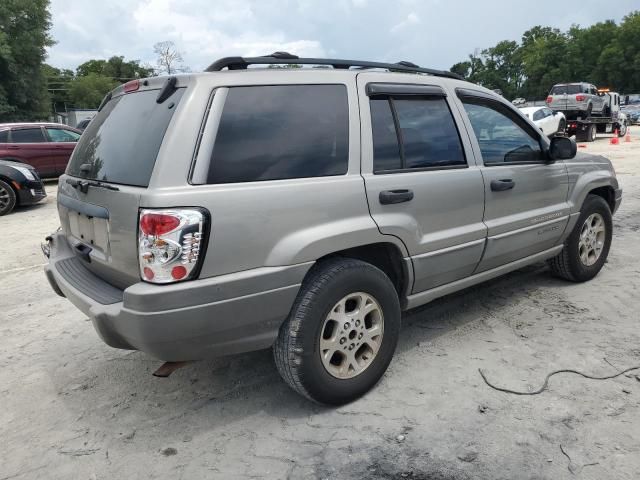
[46,128,81,142]
[532,110,544,121]
[370,96,466,172]
[461,99,543,165]
[207,84,349,184]
[11,128,46,143]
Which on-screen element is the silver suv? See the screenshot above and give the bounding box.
[546,82,607,119]
[43,54,622,405]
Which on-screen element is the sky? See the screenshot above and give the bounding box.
[47,0,639,73]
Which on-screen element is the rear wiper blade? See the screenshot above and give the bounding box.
[66,178,119,193]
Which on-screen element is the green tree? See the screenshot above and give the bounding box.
[76,56,154,80]
[43,64,74,112]
[0,0,53,121]
[68,73,118,109]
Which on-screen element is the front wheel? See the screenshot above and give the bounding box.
[548,195,613,282]
[274,258,401,405]
[618,121,627,137]
[0,179,17,216]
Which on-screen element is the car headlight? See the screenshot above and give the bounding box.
[13,166,36,181]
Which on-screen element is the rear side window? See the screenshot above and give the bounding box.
[0,130,7,143]
[370,97,466,172]
[67,88,184,186]
[207,85,348,184]
[11,128,46,143]
[46,128,81,142]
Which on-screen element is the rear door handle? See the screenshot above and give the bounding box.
[490,179,515,192]
[7,145,19,150]
[379,189,414,205]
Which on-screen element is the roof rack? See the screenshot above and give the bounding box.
[205,52,463,80]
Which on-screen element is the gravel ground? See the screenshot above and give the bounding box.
[1,127,640,480]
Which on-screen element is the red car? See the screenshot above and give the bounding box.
[0,123,82,177]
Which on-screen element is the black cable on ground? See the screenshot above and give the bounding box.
[478,364,640,396]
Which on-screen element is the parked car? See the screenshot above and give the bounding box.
[76,118,92,131]
[0,123,82,177]
[43,54,621,405]
[519,106,566,137]
[546,82,607,119]
[0,158,46,215]
[512,97,526,106]
[622,104,640,125]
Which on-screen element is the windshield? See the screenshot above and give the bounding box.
[550,84,583,95]
[66,88,184,187]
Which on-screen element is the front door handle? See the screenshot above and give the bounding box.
[490,179,515,192]
[379,189,414,205]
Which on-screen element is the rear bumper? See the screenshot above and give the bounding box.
[44,232,311,361]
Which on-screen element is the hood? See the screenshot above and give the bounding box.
[0,159,36,170]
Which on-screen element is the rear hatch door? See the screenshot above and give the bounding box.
[57,81,185,289]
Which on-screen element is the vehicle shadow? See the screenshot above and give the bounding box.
[49,260,568,435]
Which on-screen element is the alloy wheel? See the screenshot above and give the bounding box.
[319,292,384,379]
[578,213,606,266]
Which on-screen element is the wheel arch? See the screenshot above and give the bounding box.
[308,242,413,303]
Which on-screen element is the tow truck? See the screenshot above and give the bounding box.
[565,89,628,142]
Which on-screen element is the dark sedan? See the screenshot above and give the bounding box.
[0,123,82,178]
[0,159,46,215]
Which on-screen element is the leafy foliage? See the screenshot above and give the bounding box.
[0,0,53,121]
[451,11,640,100]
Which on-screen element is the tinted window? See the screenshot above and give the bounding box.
[46,128,81,142]
[550,84,582,95]
[370,97,465,172]
[462,99,543,164]
[207,85,348,184]
[11,128,45,143]
[67,88,184,186]
[0,130,7,143]
[532,110,544,121]
[370,99,402,171]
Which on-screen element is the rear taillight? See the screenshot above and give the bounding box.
[124,79,140,93]
[546,96,552,103]
[576,95,586,101]
[138,209,207,284]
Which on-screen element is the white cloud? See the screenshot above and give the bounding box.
[46,0,640,74]
[390,12,420,34]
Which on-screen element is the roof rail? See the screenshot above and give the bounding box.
[205,52,463,80]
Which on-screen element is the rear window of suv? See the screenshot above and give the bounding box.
[206,85,349,184]
[67,88,184,186]
[550,84,583,95]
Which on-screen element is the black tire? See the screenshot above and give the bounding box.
[586,124,596,142]
[548,195,613,282]
[0,179,17,216]
[274,258,401,405]
[618,122,627,137]
[585,103,593,119]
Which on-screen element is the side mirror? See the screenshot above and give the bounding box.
[548,136,577,161]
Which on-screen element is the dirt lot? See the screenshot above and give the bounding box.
[2,127,640,480]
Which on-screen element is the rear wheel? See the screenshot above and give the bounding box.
[586,124,597,142]
[0,179,17,216]
[274,258,401,405]
[548,194,612,282]
[618,121,627,137]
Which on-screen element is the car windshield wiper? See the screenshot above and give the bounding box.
[66,178,119,193]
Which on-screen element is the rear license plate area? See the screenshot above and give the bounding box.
[68,211,110,253]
